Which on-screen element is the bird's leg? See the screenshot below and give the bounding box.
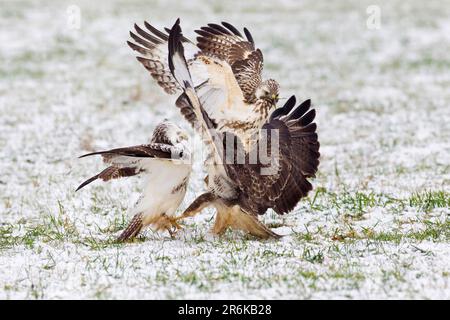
[174,192,215,222]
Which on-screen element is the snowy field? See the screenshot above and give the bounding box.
[0,0,449,299]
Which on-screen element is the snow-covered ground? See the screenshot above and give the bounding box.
[0,0,449,299]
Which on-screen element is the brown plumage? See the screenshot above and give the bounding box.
[76,167,138,191]
[178,97,320,238]
[128,23,181,94]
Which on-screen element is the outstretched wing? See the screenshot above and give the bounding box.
[76,143,184,191]
[225,97,320,215]
[195,22,263,103]
[128,21,198,94]
[128,21,203,128]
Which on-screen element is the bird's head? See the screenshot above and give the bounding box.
[152,120,190,145]
[255,79,280,106]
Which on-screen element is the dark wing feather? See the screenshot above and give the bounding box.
[287,99,311,121]
[221,21,243,37]
[269,95,296,121]
[167,20,219,131]
[175,93,197,128]
[195,22,263,102]
[230,49,263,102]
[79,143,183,162]
[224,96,320,215]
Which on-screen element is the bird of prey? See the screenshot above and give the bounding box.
[168,20,320,239]
[77,121,192,241]
[127,19,280,149]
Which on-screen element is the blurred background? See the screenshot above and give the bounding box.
[0,0,448,299]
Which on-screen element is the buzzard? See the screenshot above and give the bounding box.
[77,121,192,241]
[127,19,279,149]
[168,20,320,239]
